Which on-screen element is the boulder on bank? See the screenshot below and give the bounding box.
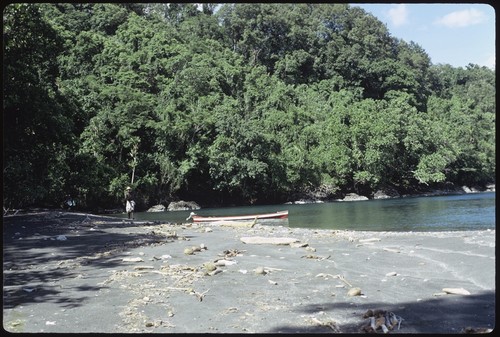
[373,188,400,200]
[167,200,200,211]
[285,199,324,205]
[147,204,166,212]
[342,193,369,201]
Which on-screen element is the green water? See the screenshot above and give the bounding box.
[110,192,495,232]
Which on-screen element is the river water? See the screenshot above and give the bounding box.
[112,192,495,232]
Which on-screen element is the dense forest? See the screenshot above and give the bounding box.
[3,3,496,211]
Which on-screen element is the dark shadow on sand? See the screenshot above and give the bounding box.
[3,212,186,309]
[267,290,495,333]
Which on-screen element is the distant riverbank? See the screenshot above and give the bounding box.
[3,183,495,217]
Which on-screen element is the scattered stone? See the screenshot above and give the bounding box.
[385,271,398,276]
[373,188,400,200]
[203,262,217,272]
[347,287,362,296]
[360,309,404,333]
[220,249,245,258]
[462,327,493,333]
[167,201,200,211]
[342,193,369,201]
[133,265,154,270]
[147,204,165,212]
[254,266,267,275]
[184,247,194,255]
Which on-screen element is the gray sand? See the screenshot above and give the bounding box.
[3,212,495,333]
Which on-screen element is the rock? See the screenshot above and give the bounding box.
[462,327,493,333]
[288,199,324,204]
[347,287,362,296]
[167,200,200,211]
[342,193,369,201]
[147,204,166,212]
[203,262,217,272]
[462,186,473,193]
[373,188,400,199]
[254,266,266,275]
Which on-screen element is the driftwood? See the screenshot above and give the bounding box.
[442,287,471,295]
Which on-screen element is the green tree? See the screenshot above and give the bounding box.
[3,3,78,208]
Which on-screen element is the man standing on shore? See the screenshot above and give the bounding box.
[124,186,135,219]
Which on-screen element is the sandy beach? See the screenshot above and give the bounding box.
[3,211,495,334]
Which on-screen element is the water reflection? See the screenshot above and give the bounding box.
[110,192,495,232]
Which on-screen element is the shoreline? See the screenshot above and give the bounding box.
[3,188,495,217]
[3,212,495,333]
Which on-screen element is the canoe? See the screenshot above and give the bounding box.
[187,210,288,222]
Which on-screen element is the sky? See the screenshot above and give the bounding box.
[350,3,496,69]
